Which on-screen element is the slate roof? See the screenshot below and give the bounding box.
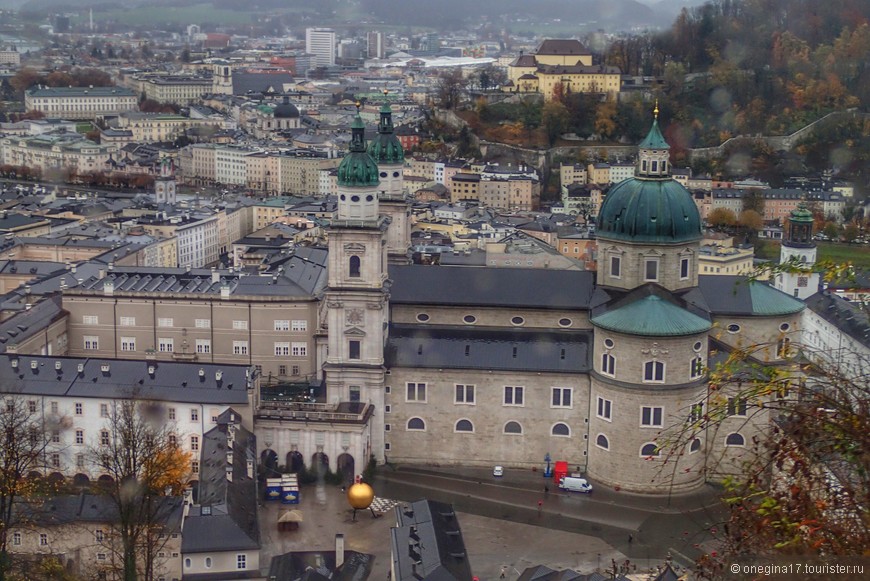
[805,291,870,348]
[696,276,805,316]
[0,355,251,404]
[391,500,473,581]
[389,265,596,310]
[536,39,591,56]
[233,72,294,96]
[592,294,711,337]
[183,410,259,553]
[267,550,374,581]
[386,324,591,373]
[14,493,182,531]
[0,294,66,353]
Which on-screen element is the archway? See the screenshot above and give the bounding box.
[47,472,65,485]
[27,471,42,481]
[72,473,90,488]
[337,454,355,484]
[97,475,115,489]
[260,449,279,477]
[311,452,329,476]
[286,451,303,474]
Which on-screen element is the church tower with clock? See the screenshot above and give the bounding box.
[323,111,389,462]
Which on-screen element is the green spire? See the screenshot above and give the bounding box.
[338,110,380,188]
[368,94,405,165]
[639,101,669,150]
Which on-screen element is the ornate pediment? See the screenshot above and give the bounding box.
[344,326,367,336]
[343,242,367,253]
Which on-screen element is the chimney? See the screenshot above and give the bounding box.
[211,267,219,284]
[335,534,345,568]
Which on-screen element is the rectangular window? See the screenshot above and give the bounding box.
[28,400,36,413]
[291,342,307,356]
[689,402,704,423]
[40,534,48,546]
[406,382,427,402]
[12,532,20,546]
[168,407,176,420]
[196,339,211,354]
[101,430,110,446]
[233,341,248,355]
[610,256,621,278]
[274,342,290,356]
[100,403,108,417]
[597,396,612,420]
[455,384,475,404]
[95,529,104,542]
[680,257,690,279]
[274,320,290,331]
[191,460,199,474]
[51,430,60,443]
[644,360,665,382]
[76,454,85,469]
[644,259,659,281]
[194,319,210,329]
[50,453,60,468]
[97,553,106,561]
[551,387,572,408]
[291,365,300,376]
[727,397,747,417]
[190,436,199,451]
[157,318,173,327]
[641,406,664,427]
[121,337,136,351]
[349,386,361,402]
[237,554,247,570]
[190,409,199,422]
[601,353,615,376]
[279,365,287,375]
[348,340,361,360]
[691,356,704,379]
[504,386,524,406]
[83,315,99,325]
[75,429,84,444]
[233,320,248,330]
[75,402,83,415]
[119,316,135,326]
[158,338,173,353]
[83,336,99,350]
[50,401,58,414]
[291,320,307,331]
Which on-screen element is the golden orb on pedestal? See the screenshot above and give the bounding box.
[347,482,375,510]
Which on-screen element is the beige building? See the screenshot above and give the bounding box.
[507,39,621,100]
[115,112,224,143]
[25,87,138,120]
[560,163,587,188]
[698,243,754,276]
[1,134,119,177]
[63,261,325,380]
[139,74,213,105]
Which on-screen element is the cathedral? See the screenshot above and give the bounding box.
[321,103,806,494]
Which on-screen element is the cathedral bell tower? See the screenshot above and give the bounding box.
[324,108,388,462]
[368,90,411,265]
[775,202,819,300]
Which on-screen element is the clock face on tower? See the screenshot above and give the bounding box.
[346,308,364,326]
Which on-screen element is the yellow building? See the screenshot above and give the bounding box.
[507,39,621,100]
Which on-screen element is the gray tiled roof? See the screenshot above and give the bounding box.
[0,355,251,404]
[392,500,473,581]
[389,265,596,310]
[696,276,805,316]
[0,294,66,353]
[386,324,591,373]
[805,291,870,348]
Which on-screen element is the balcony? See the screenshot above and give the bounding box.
[255,401,373,425]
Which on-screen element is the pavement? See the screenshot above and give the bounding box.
[256,465,727,580]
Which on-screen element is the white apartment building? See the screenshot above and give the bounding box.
[115,112,224,143]
[176,215,221,268]
[0,134,118,176]
[25,87,138,120]
[305,28,336,68]
[139,75,214,105]
[215,145,261,186]
[0,48,20,67]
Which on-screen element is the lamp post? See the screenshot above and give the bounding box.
[544,452,552,478]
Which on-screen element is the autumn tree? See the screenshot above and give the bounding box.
[0,396,57,581]
[707,207,737,229]
[737,209,764,232]
[436,69,467,110]
[90,399,191,581]
[8,68,41,95]
[541,101,569,146]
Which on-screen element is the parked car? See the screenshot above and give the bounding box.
[493,465,504,477]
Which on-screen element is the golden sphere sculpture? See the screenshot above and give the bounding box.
[347,482,375,510]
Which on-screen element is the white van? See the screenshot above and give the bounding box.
[559,476,593,493]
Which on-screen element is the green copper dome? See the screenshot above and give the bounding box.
[337,114,380,188]
[368,102,405,165]
[591,295,711,337]
[597,178,702,243]
[789,202,813,223]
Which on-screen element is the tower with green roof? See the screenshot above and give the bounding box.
[324,108,388,463]
[775,201,819,300]
[368,92,411,265]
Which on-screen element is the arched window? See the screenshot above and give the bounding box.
[690,356,703,379]
[504,421,522,434]
[640,443,660,457]
[596,434,609,450]
[349,256,361,278]
[726,433,745,447]
[551,423,570,437]
[643,360,665,382]
[777,337,791,358]
[690,438,701,453]
[455,419,474,432]
[407,417,425,431]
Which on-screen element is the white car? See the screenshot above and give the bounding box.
[493,465,504,477]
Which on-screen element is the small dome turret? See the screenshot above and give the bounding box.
[367,94,404,165]
[337,113,380,188]
[273,95,299,119]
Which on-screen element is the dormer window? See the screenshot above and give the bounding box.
[651,161,658,172]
